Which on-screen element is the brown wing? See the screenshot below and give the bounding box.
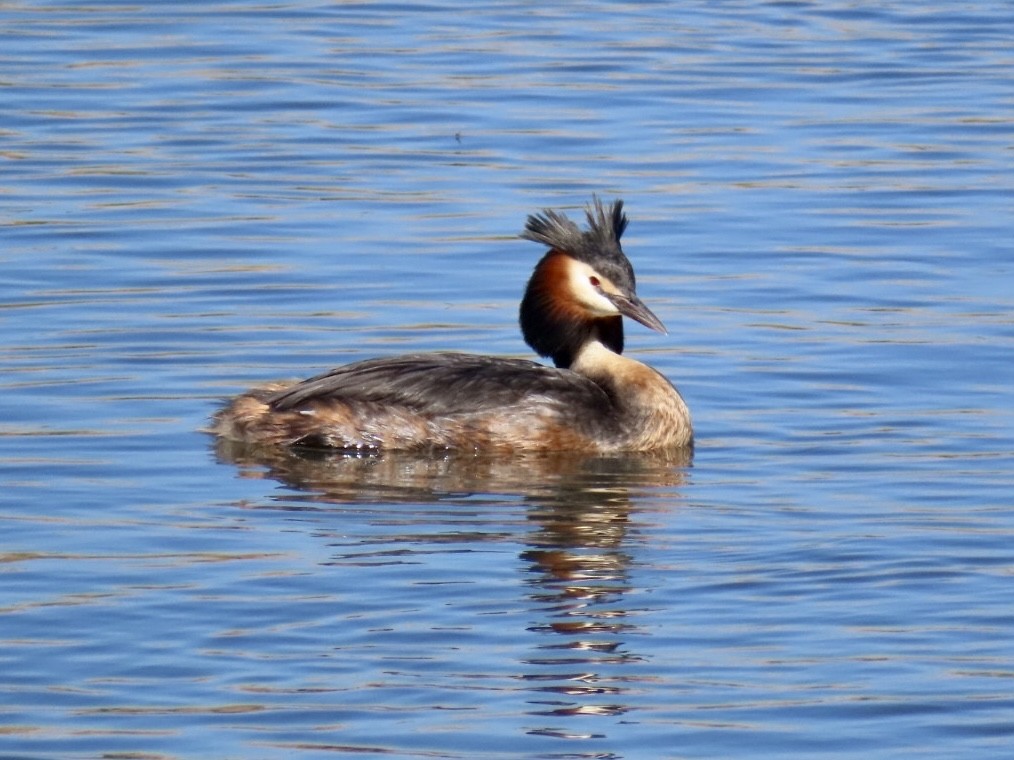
[266,352,614,418]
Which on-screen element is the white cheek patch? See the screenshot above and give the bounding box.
[566,260,621,317]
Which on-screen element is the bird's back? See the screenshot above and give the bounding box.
[213,352,627,452]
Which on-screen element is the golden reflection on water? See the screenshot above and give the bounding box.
[214,438,691,504]
[215,440,691,726]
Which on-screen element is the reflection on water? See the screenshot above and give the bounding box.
[521,488,645,726]
[216,440,690,731]
[215,438,691,503]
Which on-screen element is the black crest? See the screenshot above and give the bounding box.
[522,197,627,254]
[521,197,634,291]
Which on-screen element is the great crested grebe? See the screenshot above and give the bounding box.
[212,198,692,452]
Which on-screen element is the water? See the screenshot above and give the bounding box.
[2,1,1013,758]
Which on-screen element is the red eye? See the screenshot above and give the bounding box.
[589,276,601,288]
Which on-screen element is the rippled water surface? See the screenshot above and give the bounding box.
[3,1,1013,758]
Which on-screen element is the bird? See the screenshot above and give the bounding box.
[211,198,692,453]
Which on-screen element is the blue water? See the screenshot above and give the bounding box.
[3,1,1013,758]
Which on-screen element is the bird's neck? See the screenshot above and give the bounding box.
[571,337,694,450]
[570,336,640,385]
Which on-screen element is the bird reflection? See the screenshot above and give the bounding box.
[214,438,690,731]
